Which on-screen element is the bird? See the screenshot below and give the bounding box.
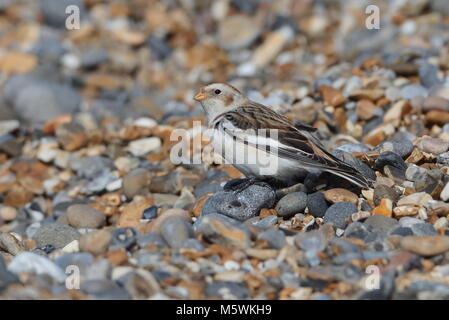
[194,83,372,191]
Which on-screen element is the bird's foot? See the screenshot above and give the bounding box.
[223,177,269,193]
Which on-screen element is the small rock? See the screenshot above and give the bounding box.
[410,223,438,236]
[372,198,393,217]
[160,215,193,249]
[324,188,358,205]
[110,227,138,251]
[400,84,428,100]
[80,230,112,256]
[205,281,250,299]
[397,192,432,207]
[320,85,345,107]
[55,122,88,151]
[0,206,17,221]
[196,213,251,249]
[375,151,407,178]
[441,183,449,202]
[257,229,286,250]
[307,192,328,218]
[122,168,149,200]
[400,236,449,256]
[375,139,414,158]
[275,192,307,218]
[218,14,261,50]
[417,136,449,155]
[8,252,66,282]
[142,205,158,220]
[0,232,23,256]
[127,137,161,157]
[0,120,19,136]
[323,202,358,229]
[67,204,106,228]
[434,217,449,230]
[202,184,275,221]
[136,233,168,248]
[373,184,400,206]
[32,223,80,248]
[423,96,449,112]
[364,215,398,234]
[393,206,419,217]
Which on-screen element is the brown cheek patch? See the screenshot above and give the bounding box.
[224,95,234,106]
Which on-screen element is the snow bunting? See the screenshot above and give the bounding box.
[194,83,372,189]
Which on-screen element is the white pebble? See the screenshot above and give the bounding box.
[127,137,161,156]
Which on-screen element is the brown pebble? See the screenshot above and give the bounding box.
[400,236,449,256]
[324,188,358,205]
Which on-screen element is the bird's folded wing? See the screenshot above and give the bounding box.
[217,106,348,171]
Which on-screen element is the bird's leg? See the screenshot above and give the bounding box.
[223,177,271,193]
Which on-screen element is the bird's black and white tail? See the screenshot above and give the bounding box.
[325,164,373,189]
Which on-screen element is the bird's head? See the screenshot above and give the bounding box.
[194,83,245,122]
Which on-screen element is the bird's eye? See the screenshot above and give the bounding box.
[214,89,222,95]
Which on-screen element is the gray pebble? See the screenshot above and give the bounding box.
[307,192,329,218]
[257,229,286,250]
[32,223,80,248]
[410,223,438,236]
[323,202,357,229]
[205,281,250,299]
[364,215,398,234]
[202,184,276,221]
[160,215,193,249]
[275,191,307,218]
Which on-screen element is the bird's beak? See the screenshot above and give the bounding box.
[194,91,206,102]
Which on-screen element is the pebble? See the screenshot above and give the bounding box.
[160,215,193,249]
[142,205,158,220]
[324,188,358,205]
[0,232,23,256]
[373,184,400,206]
[127,137,161,157]
[323,202,358,229]
[32,223,81,248]
[375,139,414,158]
[196,213,251,249]
[218,15,261,50]
[122,168,149,200]
[55,123,88,151]
[275,191,307,218]
[344,222,372,240]
[417,136,449,155]
[257,229,286,250]
[6,76,80,128]
[434,217,449,230]
[375,151,407,176]
[252,215,278,230]
[8,252,66,282]
[79,230,113,256]
[422,96,449,112]
[306,192,329,218]
[364,215,398,234]
[0,206,17,221]
[202,184,275,221]
[0,120,19,136]
[410,223,438,236]
[66,204,106,229]
[440,183,449,202]
[400,236,449,256]
[136,233,168,249]
[205,281,250,300]
[397,192,432,207]
[400,84,428,100]
[110,227,138,251]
